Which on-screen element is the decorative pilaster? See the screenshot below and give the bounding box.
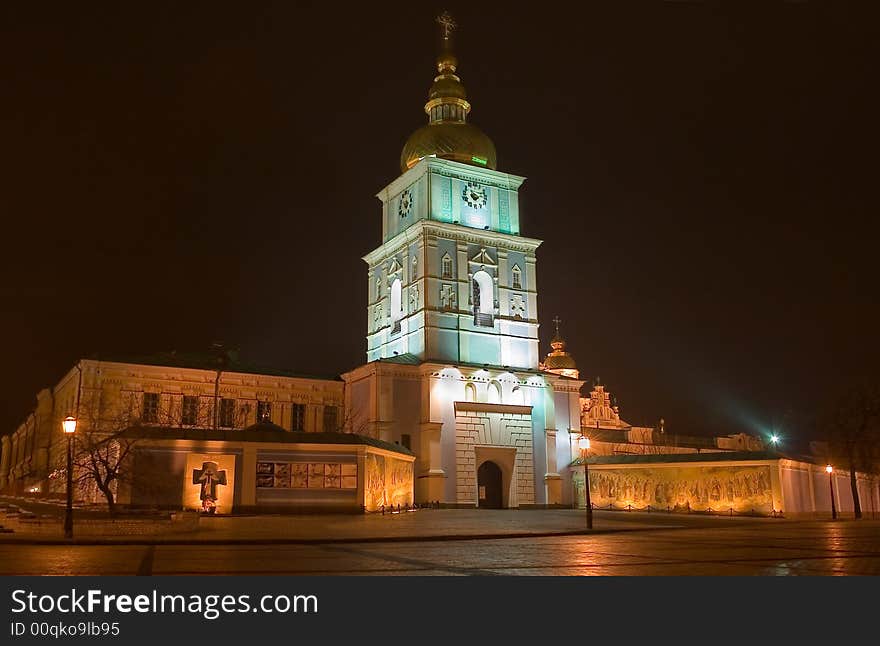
[417,421,445,502]
[544,428,562,504]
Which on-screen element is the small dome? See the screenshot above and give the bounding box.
[429,75,468,102]
[543,353,578,371]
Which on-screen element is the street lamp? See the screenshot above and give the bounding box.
[769,434,779,451]
[826,465,837,520]
[578,435,593,530]
[62,416,77,538]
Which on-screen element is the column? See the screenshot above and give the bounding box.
[240,446,257,512]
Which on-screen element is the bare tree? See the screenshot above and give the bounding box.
[56,388,226,515]
[56,393,143,515]
[336,406,372,437]
[824,384,880,520]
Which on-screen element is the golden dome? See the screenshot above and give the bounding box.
[401,122,497,172]
[543,352,578,371]
[400,13,496,173]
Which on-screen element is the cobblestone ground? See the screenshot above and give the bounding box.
[1,513,879,575]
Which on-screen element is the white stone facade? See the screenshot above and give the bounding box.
[453,403,535,507]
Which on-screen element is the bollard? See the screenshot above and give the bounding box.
[381,504,385,515]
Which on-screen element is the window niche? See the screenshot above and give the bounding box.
[441,253,453,279]
[511,264,522,290]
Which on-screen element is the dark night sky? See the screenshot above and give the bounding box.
[1,2,877,441]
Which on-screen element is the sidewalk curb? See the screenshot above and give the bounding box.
[0,525,673,546]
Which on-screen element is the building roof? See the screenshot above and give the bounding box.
[121,425,414,457]
[87,351,342,382]
[376,353,423,365]
[571,450,785,467]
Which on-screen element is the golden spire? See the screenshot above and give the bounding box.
[436,11,458,73]
[399,12,497,172]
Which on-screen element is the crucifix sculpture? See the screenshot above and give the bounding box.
[192,461,227,514]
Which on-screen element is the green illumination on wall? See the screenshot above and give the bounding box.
[471,156,488,166]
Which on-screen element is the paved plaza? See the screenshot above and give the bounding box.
[1,509,878,575]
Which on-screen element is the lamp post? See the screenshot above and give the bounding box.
[578,435,593,530]
[769,434,779,452]
[62,416,77,538]
[826,465,837,520]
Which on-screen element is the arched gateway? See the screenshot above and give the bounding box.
[477,461,503,509]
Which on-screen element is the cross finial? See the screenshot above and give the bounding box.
[553,315,562,336]
[437,11,457,41]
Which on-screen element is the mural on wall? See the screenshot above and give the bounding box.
[365,454,385,511]
[182,454,236,515]
[364,453,414,511]
[256,462,357,490]
[578,465,774,512]
[388,458,414,507]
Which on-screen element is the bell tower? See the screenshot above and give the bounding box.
[364,13,541,370]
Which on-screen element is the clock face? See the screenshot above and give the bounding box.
[461,182,488,209]
[398,189,413,218]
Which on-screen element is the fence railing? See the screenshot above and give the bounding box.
[578,501,785,519]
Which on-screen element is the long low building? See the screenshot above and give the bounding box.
[124,424,414,514]
[570,450,879,519]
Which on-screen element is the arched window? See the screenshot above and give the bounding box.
[464,383,477,402]
[441,253,453,279]
[390,278,403,334]
[511,386,524,405]
[472,270,494,327]
[488,381,502,404]
[511,264,522,290]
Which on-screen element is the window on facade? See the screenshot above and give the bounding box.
[390,278,403,334]
[441,253,453,279]
[182,395,199,426]
[291,403,306,432]
[219,398,236,428]
[257,401,272,423]
[472,270,494,327]
[142,392,159,423]
[401,434,412,451]
[512,264,522,289]
[323,405,339,432]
